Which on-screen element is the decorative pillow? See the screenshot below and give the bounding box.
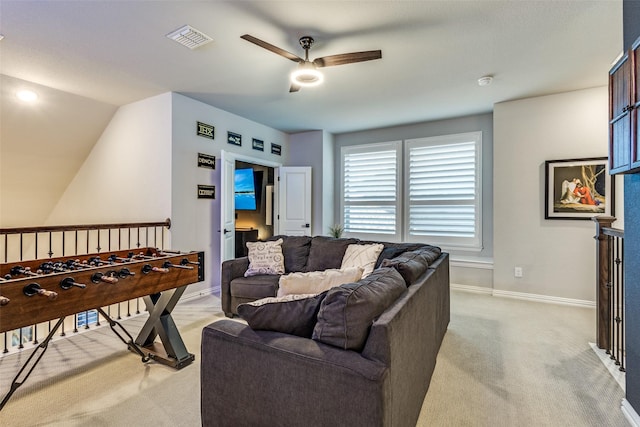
[237,291,328,338]
[277,267,364,297]
[244,238,285,277]
[305,236,359,272]
[340,243,384,278]
[312,267,406,351]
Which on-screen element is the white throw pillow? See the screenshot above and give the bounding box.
[340,243,384,278]
[244,238,285,277]
[277,267,364,297]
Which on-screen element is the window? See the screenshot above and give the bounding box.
[405,132,482,249]
[339,132,482,251]
[341,141,401,240]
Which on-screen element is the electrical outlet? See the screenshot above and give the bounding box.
[514,266,523,278]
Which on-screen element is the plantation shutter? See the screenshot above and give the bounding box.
[341,142,401,239]
[405,132,482,249]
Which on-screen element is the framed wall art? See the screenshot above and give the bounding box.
[544,157,614,220]
[252,138,264,151]
[227,131,242,146]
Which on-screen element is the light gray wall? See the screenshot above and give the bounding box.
[334,113,494,263]
[170,93,290,294]
[288,130,334,236]
[493,86,617,303]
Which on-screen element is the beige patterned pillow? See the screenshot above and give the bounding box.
[244,238,285,277]
[277,267,364,297]
[340,243,384,278]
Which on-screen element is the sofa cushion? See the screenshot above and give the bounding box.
[371,242,428,268]
[268,235,312,273]
[244,239,285,277]
[305,236,359,272]
[380,246,442,285]
[340,243,384,278]
[312,267,406,351]
[230,275,281,299]
[237,291,328,338]
[277,267,364,297]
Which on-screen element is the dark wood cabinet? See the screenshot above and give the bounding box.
[609,36,640,174]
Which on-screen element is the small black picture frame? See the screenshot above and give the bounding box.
[252,138,264,151]
[271,143,281,156]
[197,121,214,139]
[197,153,216,169]
[227,131,242,146]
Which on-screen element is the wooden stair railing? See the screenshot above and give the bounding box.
[593,215,625,371]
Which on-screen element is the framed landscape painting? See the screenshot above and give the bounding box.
[544,157,614,220]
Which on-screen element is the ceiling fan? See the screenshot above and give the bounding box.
[240,34,382,92]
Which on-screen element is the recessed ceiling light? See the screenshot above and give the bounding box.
[477,75,493,86]
[16,90,38,102]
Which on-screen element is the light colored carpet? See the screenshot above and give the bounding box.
[0,290,628,426]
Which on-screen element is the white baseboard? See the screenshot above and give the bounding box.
[451,283,595,308]
[589,342,625,391]
[450,259,494,270]
[450,283,493,294]
[180,286,217,302]
[622,399,640,427]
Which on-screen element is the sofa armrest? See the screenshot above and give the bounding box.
[201,320,389,427]
[220,257,249,316]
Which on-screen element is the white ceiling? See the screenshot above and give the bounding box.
[0,1,624,226]
[0,0,623,134]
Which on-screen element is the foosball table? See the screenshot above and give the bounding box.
[0,246,204,410]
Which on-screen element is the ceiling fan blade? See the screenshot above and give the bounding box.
[313,50,382,67]
[289,83,301,93]
[241,34,303,63]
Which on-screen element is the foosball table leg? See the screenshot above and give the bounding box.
[0,317,65,411]
[134,285,195,369]
[96,307,150,363]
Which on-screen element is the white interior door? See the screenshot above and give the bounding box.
[277,166,312,236]
[220,151,235,261]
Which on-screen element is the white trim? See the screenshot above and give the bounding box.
[181,286,216,302]
[492,289,595,308]
[450,283,493,294]
[589,342,625,391]
[622,399,640,427]
[450,259,494,270]
[451,285,595,308]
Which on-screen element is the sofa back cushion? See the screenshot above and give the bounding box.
[268,235,312,273]
[380,246,443,285]
[305,236,358,272]
[369,242,429,268]
[312,267,406,351]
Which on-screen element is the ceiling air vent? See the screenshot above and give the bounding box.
[166,25,213,49]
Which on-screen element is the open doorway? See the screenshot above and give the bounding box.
[233,160,275,257]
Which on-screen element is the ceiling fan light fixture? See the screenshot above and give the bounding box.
[291,62,324,87]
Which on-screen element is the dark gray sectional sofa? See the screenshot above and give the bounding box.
[202,235,450,427]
